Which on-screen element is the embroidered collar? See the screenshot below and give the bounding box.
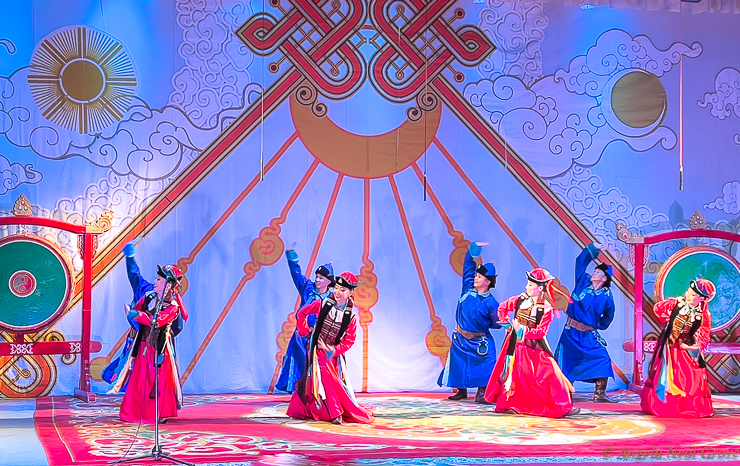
[518,294,535,310]
[575,285,612,301]
[459,288,491,304]
[311,288,333,300]
[676,297,700,312]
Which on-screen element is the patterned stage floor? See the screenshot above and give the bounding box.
[7,392,740,465]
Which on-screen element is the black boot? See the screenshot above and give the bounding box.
[593,378,616,402]
[447,388,468,400]
[566,406,581,416]
[474,387,491,404]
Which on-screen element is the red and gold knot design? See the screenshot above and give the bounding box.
[237,0,368,99]
[369,0,495,103]
[237,0,495,105]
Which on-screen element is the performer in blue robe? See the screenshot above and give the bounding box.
[555,243,616,402]
[438,241,501,403]
[275,245,334,393]
[102,242,185,388]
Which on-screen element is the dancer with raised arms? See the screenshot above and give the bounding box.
[275,243,334,393]
[555,243,617,402]
[438,241,501,403]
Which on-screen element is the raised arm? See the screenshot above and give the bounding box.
[125,254,152,303]
[461,242,482,293]
[574,243,599,293]
[286,249,313,296]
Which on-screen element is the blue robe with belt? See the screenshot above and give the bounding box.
[274,251,331,393]
[555,244,615,382]
[438,247,500,389]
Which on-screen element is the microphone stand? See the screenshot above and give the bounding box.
[114,279,193,466]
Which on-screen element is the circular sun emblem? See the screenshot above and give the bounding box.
[9,270,37,298]
[27,26,138,134]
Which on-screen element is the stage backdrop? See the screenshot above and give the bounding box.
[1,0,740,396]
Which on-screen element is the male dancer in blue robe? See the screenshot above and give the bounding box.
[275,243,334,393]
[438,241,501,403]
[555,243,616,402]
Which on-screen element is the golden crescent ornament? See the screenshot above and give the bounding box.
[290,95,441,179]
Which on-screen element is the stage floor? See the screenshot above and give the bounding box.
[4,391,740,465]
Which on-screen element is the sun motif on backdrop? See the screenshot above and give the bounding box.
[90,0,580,393]
[231,0,574,392]
[27,26,137,134]
[232,0,502,392]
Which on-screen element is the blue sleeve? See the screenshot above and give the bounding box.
[287,253,312,296]
[127,307,143,326]
[126,311,140,331]
[461,248,477,294]
[597,292,616,330]
[488,298,502,329]
[126,256,152,303]
[171,312,185,337]
[574,244,598,293]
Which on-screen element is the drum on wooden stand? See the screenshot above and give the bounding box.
[0,234,73,333]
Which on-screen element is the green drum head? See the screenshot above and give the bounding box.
[656,246,740,331]
[0,235,73,333]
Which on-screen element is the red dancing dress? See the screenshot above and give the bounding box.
[286,297,374,424]
[485,294,574,417]
[641,297,713,418]
[119,293,185,423]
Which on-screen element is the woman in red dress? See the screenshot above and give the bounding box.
[641,278,715,418]
[287,272,374,424]
[119,265,187,423]
[485,268,577,417]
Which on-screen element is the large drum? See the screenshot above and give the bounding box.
[0,234,73,333]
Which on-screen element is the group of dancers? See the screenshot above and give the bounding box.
[103,240,717,426]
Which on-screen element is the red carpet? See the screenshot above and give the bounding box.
[34,392,740,465]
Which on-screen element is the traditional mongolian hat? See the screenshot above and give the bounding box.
[595,262,613,288]
[315,263,335,284]
[525,267,571,312]
[335,271,360,290]
[690,278,716,301]
[157,264,183,289]
[476,262,498,288]
[525,268,555,286]
[155,264,187,321]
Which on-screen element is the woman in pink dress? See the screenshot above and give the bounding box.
[641,278,715,418]
[485,268,578,417]
[287,272,374,424]
[119,264,188,423]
